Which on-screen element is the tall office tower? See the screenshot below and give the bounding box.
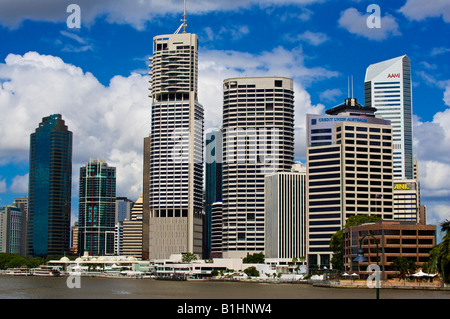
[264,163,307,259]
[115,197,134,224]
[123,193,144,257]
[306,98,394,269]
[393,180,419,222]
[71,222,78,255]
[204,129,223,259]
[13,197,28,256]
[28,114,72,257]
[147,12,204,260]
[142,134,151,260]
[78,158,116,256]
[221,77,295,259]
[0,206,25,255]
[365,55,413,179]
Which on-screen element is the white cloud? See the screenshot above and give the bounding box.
[9,174,29,194]
[285,30,329,46]
[0,0,326,30]
[0,178,6,193]
[399,0,450,23]
[0,51,150,201]
[319,88,343,102]
[338,7,401,41]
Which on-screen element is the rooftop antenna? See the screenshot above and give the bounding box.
[174,0,188,34]
[351,75,354,98]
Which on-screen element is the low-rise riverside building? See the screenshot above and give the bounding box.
[343,220,436,280]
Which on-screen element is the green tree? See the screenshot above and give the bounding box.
[427,219,450,284]
[330,215,382,271]
[391,256,410,279]
[243,266,260,277]
[243,252,265,263]
[181,252,198,263]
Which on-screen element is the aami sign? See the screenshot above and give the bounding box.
[387,73,401,79]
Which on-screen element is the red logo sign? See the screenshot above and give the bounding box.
[387,73,400,79]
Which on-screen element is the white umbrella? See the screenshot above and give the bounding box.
[342,272,350,276]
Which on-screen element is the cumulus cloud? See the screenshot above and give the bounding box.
[338,7,401,41]
[0,51,150,201]
[0,47,335,202]
[285,30,329,46]
[399,0,450,23]
[0,0,326,29]
[9,174,29,194]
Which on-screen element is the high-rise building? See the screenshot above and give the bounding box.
[13,197,28,256]
[221,77,295,258]
[115,197,134,224]
[0,206,25,255]
[204,129,223,259]
[142,134,151,260]
[306,98,394,269]
[147,12,204,259]
[123,193,144,258]
[365,55,413,180]
[78,158,116,256]
[28,114,72,257]
[393,180,419,223]
[264,163,307,259]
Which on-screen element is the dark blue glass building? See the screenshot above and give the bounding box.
[203,130,222,259]
[78,159,116,256]
[28,114,72,257]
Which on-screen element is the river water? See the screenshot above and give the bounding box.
[0,275,449,300]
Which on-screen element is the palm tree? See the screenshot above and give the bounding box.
[427,219,450,284]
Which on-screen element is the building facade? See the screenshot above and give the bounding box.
[306,98,394,269]
[0,206,25,255]
[123,194,144,258]
[365,55,413,180]
[343,221,436,280]
[264,164,307,259]
[28,114,72,257]
[204,129,223,259]
[221,77,295,258]
[393,179,419,223]
[148,27,204,259]
[78,159,116,256]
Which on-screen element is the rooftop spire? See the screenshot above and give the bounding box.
[174,0,188,34]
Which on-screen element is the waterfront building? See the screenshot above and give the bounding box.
[393,179,419,223]
[306,97,394,269]
[115,222,123,256]
[123,194,144,258]
[365,55,413,180]
[204,129,223,259]
[0,206,25,255]
[343,220,436,280]
[28,114,72,257]
[78,158,116,256]
[264,163,307,259]
[147,11,204,259]
[221,77,295,258]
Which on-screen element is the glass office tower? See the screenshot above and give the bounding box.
[204,129,223,259]
[28,114,72,257]
[78,159,116,256]
[365,55,413,179]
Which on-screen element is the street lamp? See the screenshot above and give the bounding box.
[353,234,380,299]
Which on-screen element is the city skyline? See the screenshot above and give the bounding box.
[0,1,449,234]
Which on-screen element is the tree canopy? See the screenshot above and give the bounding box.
[427,219,450,283]
[243,252,265,263]
[330,215,382,272]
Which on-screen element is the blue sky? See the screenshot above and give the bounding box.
[0,0,449,235]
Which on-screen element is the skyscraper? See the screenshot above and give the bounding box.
[28,114,72,257]
[365,55,413,179]
[306,98,394,269]
[78,158,116,256]
[221,77,294,259]
[204,129,223,259]
[264,164,307,259]
[147,10,204,259]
